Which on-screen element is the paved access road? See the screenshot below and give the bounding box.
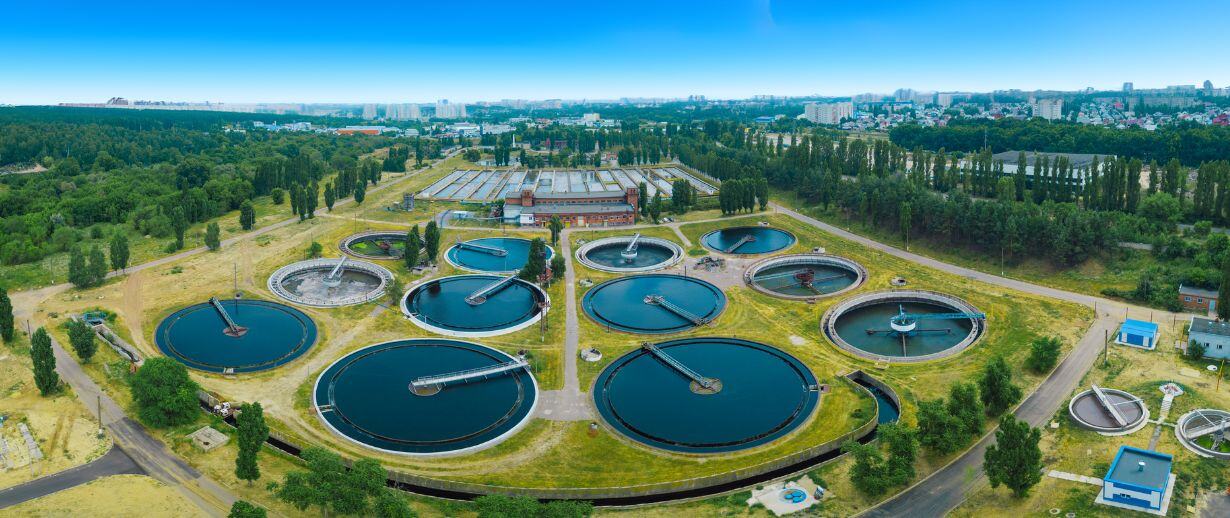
[0,447,143,509]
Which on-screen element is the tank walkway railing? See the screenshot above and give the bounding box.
[1184,412,1230,439]
[209,297,245,336]
[752,268,812,282]
[457,239,508,257]
[326,255,349,281]
[723,235,756,254]
[466,273,519,305]
[890,308,986,326]
[644,295,710,325]
[621,233,642,260]
[409,358,529,390]
[640,342,717,390]
[1091,384,1129,428]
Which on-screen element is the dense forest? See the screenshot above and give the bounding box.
[0,107,399,267]
[632,118,1228,309]
[889,118,1230,166]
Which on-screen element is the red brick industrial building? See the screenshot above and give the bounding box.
[505,187,638,227]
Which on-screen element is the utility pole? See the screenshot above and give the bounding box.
[1104,328,1109,366]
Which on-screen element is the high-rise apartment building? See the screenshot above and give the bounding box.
[1032,98,1063,121]
[803,102,853,125]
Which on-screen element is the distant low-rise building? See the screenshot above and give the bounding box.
[1178,284,1218,313]
[1187,316,1230,359]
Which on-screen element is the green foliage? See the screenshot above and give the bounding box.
[68,247,90,288]
[227,500,267,518]
[130,357,201,428]
[1186,340,1207,360]
[979,355,1022,416]
[423,221,440,262]
[984,414,1043,498]
[947,381,984,438]
[1025,336,1062,373]
[204,222,221,251]
[30,327,59,396]
[0,288,13,342]
[235,402,268,485]
[916,399,964,454]
[87,245,108,284]
[519,238,548,282]
[473,495,592,518]
[323,182,336,211]
[463,149,481,162]
[547,216,564,246]
[405,225,422,269]
[306,241,323,259]
[550,254,566,282]
[649,192,663,224]
[354,179,366,204]
[1221,258,1230,321]
[238,201,256,230]
[842,423,917,496]
[109,232,130,271]
[269,447,409,517]
[66,318,97,363]
[270,188,285,205]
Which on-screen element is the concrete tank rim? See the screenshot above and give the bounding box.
[819,289,985,363]
[743,253,868,300]
[267,258,395,308]
[400,274,551,338]
[444,236,557,275]
[339,230,410,260]
[1067,387,1149,433]
[311,337,539,458]
[575,235,685,273]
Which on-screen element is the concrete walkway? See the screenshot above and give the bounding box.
[535,229,593,421]
[0,447,143,509]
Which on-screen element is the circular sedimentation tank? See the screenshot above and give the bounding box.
[593,337,819,453]
[445,237,555,274]
[401,274,549,337]
[822,290,985,362]
[314,339,537,456]
[340,231,407,260]
[1175,408,1230,459]
[582,274,726,334]
[1068,387,1149,434]
[701,226,796,256]
[745,254,866,300]
[575,235,683,273]
[268,258,394,308]
[155,298,317,373]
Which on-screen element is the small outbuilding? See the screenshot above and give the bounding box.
[1115,319,1159,350]
[187,426,229,452]
[1097,446,1174,515]
[1178,284,1218,314]
[1187,317,1230,360]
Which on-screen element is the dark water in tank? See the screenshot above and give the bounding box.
[315,339,536,454]
[155,299,316,373]
[594,338,818,453]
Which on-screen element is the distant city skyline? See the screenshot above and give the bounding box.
[3,0,1228,105]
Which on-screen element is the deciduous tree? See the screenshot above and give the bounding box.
[984,414,1043,497]
[30,327,59,396]
[130,357,200,427]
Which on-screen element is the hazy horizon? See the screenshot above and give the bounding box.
[4,0,1229,105]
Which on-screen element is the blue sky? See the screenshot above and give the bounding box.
[3,0,1228,104]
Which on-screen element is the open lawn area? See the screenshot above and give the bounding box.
[952,340,1230,518]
